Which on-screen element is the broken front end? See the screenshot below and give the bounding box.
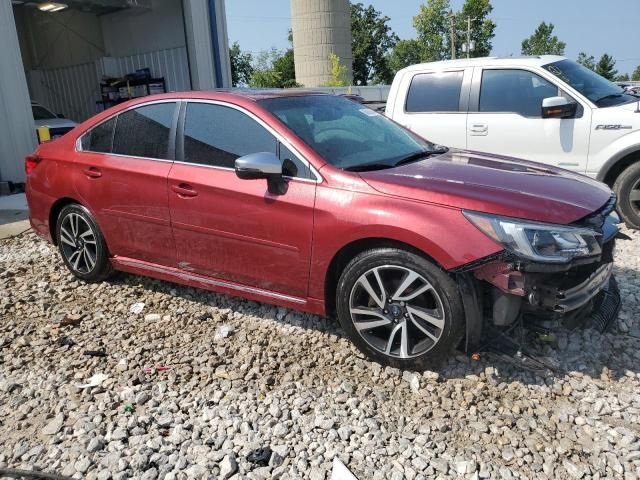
[458,198,623,350]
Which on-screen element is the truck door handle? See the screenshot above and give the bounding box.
[171,183,198,198]
[83,166,102,178]
[470,123,488,136]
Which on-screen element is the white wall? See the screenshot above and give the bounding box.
[16,6,105,70]
[100,0,187,57]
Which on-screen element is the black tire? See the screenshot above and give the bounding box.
[613,162,640,229]
[55,204,113,282]
[336,248,465,370]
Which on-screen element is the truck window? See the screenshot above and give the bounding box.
[479,69,558,117]
[405,71,464,113]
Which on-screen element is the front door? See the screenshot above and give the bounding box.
[466,67,591,172]
[168,101,316,298]
[74,101,178,266]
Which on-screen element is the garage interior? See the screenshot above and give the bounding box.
[1,0,232,188]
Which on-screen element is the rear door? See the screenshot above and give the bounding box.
[167,101,317,298]
[74,101,178,266]
[388,67,471,148]
[466,67,591,172]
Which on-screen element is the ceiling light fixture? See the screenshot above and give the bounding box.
[37,2,68,12]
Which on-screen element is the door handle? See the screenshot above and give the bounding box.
[470,123,488,136]
[83,166,102,178]
[171,183,198,198]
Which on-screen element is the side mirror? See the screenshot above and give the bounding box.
[235,152,287,195]
[56,113,65,119]
[542,96,577,119]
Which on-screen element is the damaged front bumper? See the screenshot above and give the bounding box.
[458,237,622,351]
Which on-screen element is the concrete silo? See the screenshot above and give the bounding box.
[290,0,353,87]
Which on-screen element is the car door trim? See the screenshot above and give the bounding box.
[112,256,307,304]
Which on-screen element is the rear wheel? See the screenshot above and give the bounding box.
[56,204,113,282]
[336,248,465,370]
[613,162,640,229]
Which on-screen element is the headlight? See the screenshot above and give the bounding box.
[464,211,602,263]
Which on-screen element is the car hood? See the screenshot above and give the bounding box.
[34,118,77,129]
[359,149,613,225]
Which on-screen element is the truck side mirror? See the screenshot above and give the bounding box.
[542,96,577,119]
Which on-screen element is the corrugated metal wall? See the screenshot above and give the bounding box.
[28,47,191,123]
[113,47,191,93]
[29,62,100,123]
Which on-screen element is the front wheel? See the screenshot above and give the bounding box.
[336,248,465,370]
[56,204,113,282]
[613,162,640,229]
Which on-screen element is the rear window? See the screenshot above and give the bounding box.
[81,117,116,153]
[112,102,176,160]
[405,71,464,113]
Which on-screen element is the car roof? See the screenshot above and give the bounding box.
[399,55,567,73]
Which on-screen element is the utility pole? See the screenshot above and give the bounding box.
[465,17,477,58]
[449,11,456,60]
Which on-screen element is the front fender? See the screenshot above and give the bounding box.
[307,186,503,300]
[592,131,640,182]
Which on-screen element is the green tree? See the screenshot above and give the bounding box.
[229,42,254,87]
[413,0,451,62]
[455,0,496,58]
[272,49,298,87]
[248,31,300,89]
[595,53,617,81]
[521,22,566,55]
[324,53,350,87]
[616,73,630,82]
[576,52,595,71]
[351,2,398,85]
[412,0,496,62]
[386,39,426,73]
[632,65,640,81]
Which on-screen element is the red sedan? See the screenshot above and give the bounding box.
[26,91,621,369]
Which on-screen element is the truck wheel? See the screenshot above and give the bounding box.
[335,248,465,370]
[613,162,640,229]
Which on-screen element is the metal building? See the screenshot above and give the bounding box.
[291,0,353,87]
[0,0,232,186]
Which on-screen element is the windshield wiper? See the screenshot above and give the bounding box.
[344,163,394,172]
[344,148,449,172]
[595,93,624,103]
[393,148,448,167]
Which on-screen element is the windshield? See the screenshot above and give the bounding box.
[258,95,438,170]
[32,105,57,120]
[542,59,636,107]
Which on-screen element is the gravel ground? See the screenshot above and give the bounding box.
[1,229,640,480]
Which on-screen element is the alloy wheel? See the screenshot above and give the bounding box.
[59,213,98,274]
[348,265,446,359]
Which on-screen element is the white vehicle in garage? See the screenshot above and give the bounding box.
[386,55,640,228]
[31,102,76,141]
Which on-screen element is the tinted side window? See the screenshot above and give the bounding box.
[279,142,310,179]
[405,71,464,112]
[81,117,116,153]
[183,103,276,169]
[113,103,176,159]
[479,69,559,117]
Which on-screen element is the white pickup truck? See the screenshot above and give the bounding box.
[386,55,640,228]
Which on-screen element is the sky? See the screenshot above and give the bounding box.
[225,0,640,76]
